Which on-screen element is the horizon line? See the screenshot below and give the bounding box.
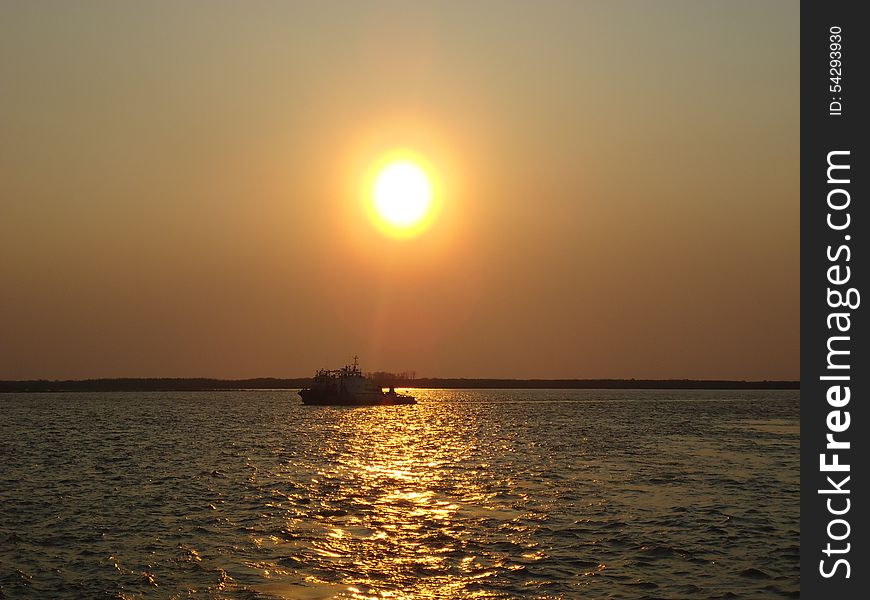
[0,376,800,393]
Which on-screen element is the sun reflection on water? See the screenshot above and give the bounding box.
[259,391,545,599]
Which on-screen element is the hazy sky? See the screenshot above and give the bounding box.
[0,1,799,380]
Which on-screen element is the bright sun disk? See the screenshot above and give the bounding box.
[367,156,437,238]
[373,161,432,227]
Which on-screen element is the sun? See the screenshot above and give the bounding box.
[374,161,432,227]
[366,152,439,238]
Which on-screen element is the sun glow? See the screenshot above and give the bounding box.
[366,152,439,238]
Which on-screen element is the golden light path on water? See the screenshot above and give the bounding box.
[258,391,540,599]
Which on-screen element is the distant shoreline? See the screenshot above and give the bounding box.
[0,377,799,393]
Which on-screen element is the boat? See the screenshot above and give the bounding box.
[299,356,417,406]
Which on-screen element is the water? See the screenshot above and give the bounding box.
[0,389,799,599]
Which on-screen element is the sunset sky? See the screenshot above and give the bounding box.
[0,1,799,380]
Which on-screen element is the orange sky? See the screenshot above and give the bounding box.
[0,1,799,380]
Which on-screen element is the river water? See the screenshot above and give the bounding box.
[0,389,799,599]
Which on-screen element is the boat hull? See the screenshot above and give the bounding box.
[298,389,416,406]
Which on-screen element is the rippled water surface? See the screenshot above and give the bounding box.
[0,390,799,599]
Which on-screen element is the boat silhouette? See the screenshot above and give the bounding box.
[299,356,416,406]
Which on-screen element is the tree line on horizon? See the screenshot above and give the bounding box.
[0,375,799,393]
